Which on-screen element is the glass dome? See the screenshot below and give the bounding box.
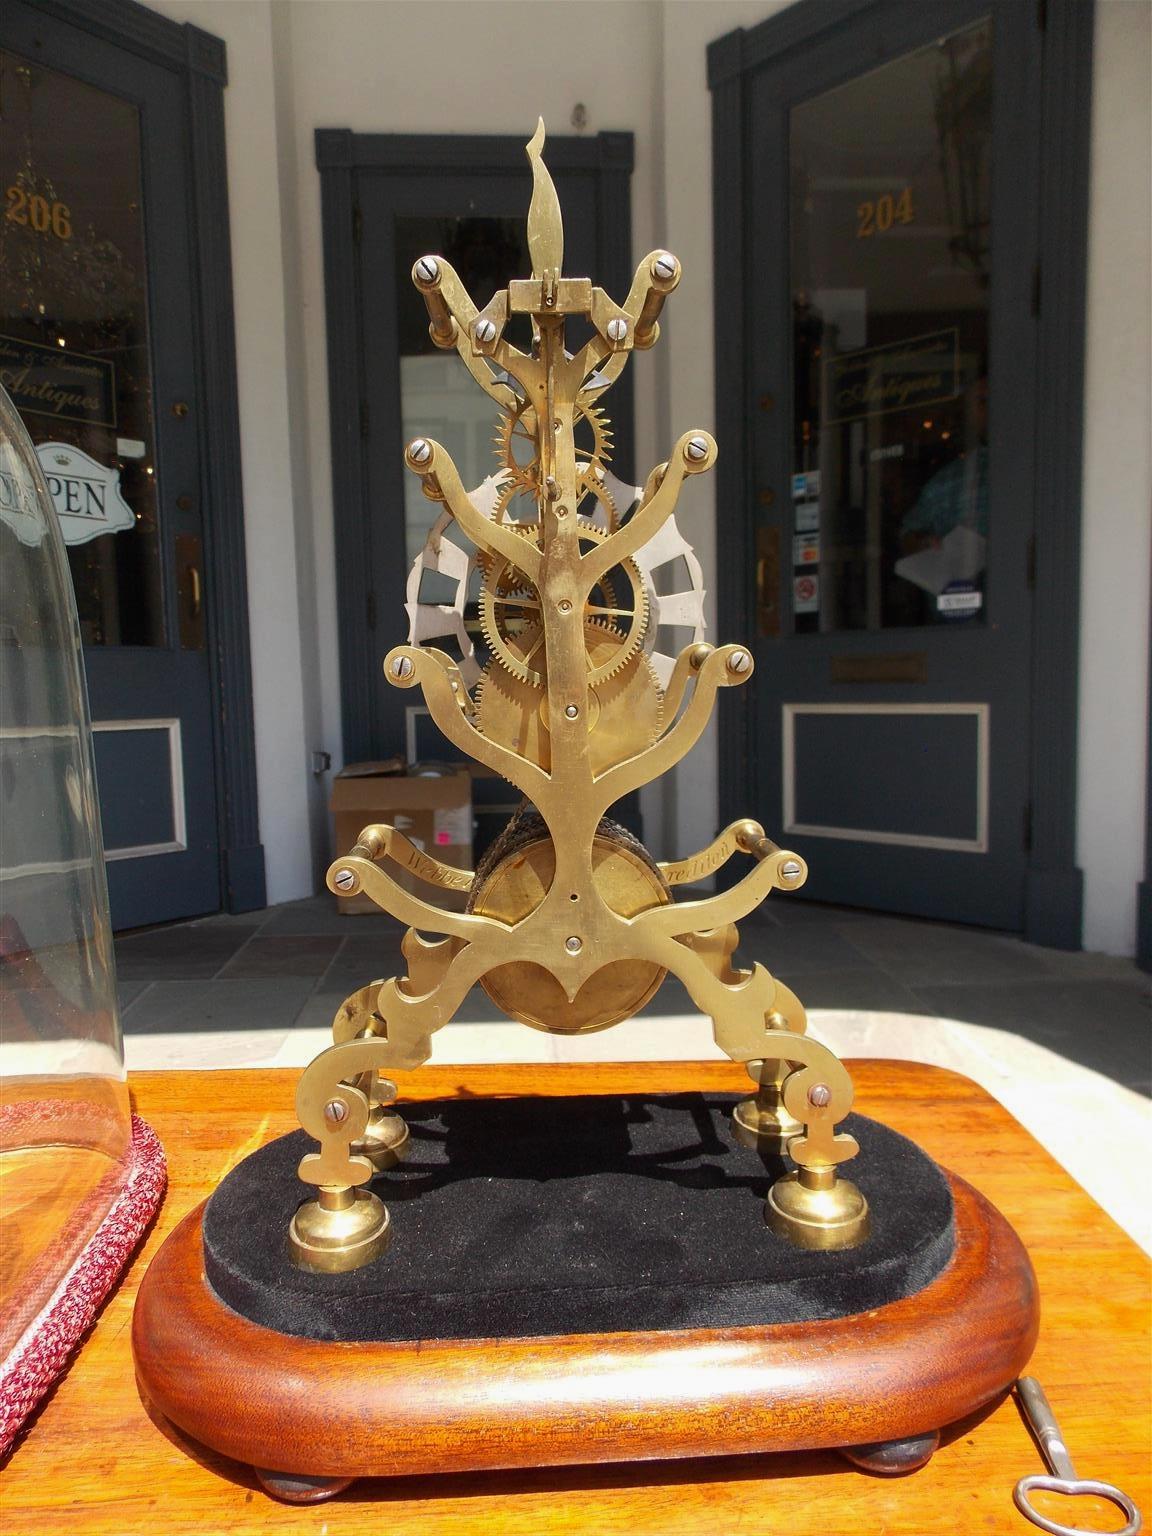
[0,383,130,1356]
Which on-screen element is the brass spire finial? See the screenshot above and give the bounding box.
[526,117,563,279]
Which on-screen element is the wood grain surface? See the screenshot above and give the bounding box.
[131,1173,1037,1478]
[4,1060,1149,1535]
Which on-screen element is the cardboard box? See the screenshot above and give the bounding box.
[330,761,473,915]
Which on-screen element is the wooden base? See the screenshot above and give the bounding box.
[132,1167,1037,1498]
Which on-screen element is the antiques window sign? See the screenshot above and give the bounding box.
[0,332,117,427]
[0,49,163,646]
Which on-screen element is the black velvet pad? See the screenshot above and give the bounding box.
[203,1093,954,1344]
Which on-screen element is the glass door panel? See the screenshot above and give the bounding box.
[1,50,164,646]
[789,19,992,633]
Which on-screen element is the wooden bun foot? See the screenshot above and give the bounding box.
[254,1469,354,1504]
[842,1430,941,1475]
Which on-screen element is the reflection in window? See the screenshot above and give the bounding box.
[0,51,163,646]
[396,216,528,567]
[788,19,992,633]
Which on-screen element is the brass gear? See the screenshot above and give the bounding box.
[475,621,663,775]
[493,397,613,497]
[478,520,647,687]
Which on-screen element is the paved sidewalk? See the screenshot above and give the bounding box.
[116,894,1151,1093]
[114,895,1152,1251]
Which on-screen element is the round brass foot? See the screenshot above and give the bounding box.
[353,1108,410,1172]
[731,1094,804,1154]
[289,1187,391,1273]
[765,1170,870,1251]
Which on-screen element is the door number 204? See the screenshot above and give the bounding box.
[856,187,914,238]
[5,185,73,240]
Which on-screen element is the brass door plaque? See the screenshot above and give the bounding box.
[831,652,927,684]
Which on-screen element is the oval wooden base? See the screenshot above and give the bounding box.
[132,1171,1037,1487]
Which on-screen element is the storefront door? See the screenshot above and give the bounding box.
[1,5,241,929]
[731,2,1043,927]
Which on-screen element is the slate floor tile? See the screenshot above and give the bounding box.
[114,925,256,981]
[732,923,871,974]
[120,978,315,1034]
[259,897,404,937]
[218,935,342,979]
[911,978,1151,1093]
[116,980,150,1016]
[843,919,1054,985]
[766,967,924,1013]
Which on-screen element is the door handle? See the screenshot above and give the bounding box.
[755,525,780,636]
[175,532,205,649]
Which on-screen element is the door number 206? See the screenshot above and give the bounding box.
[5,186,73,240]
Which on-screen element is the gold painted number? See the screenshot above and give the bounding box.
[856,186,914,238]
[5,186,73,240]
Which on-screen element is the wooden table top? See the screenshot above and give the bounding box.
[5,1059,1149,1535]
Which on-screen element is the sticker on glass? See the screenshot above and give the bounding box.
[793,533,819,567]
[793,574,819,614]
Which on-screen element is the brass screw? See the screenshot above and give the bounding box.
[323,1099,349,1124]
[414,256,440,284]
[808,1083,831,1109]
[333,869,356,892]
[392,655,414,679]
[686,435,709,462]
[727,649,752,674]
[565,935,583,954]
[408,438,432,465]
[475,318,497,343]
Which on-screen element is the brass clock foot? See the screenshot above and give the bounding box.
[289,1186,391,1273]
[765,1167,870,1251]
[732,1058,805,1153]
[353,1106,410,1172]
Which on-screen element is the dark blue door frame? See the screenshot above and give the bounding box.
[710,0,1094,947]
[3,0,265,922]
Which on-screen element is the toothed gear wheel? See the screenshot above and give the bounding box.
[491,464,619,531]
[475,623,663,776]
[494,398,613,496]
[478,520,647,688]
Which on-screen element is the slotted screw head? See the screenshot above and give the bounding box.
[392,655,414,679]
[727,649,752,674]
[780,858,802,881]
[686,435,710,462]
[652,252,678,281]
[333,869,356,892]
[408,438,432,465]
[808,1083,832,1109]
[324,1098,349,1124]
[474,317,497,343]
[606,317,628,343]
[414,256,439,284]
[565,935,583,954]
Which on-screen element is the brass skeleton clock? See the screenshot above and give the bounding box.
[290,123,868,1271]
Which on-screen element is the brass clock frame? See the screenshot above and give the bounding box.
[289,123,868,1271]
